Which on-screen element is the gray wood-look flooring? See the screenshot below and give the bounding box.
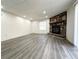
[1,34,78,59]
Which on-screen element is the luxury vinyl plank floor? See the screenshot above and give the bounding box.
[1,34,78,59]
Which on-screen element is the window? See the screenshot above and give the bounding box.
[39,21,46,30]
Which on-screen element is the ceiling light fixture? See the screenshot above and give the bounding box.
[45,16,48,18]
[43,10,46,14]
[23,16,26,17]
[1,5,3,9]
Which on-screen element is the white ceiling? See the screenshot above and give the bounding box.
[2,0,75,21]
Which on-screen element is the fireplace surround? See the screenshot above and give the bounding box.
[49,11,67,37]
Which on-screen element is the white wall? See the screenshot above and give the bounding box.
[31,21,39,33]
[74,4,78,47]
[1,11,7,41]
[1,11,32,41]
[31,19,49,34]
[66,5,75,44]
[1,11,49,41]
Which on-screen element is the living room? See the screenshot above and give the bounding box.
[1,0,78,59]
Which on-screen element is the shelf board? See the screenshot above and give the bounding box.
[50,20,66,24]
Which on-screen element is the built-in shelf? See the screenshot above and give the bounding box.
[50,20,66,24]
[49,11,67,38]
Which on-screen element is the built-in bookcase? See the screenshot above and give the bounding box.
[49,11,67,38]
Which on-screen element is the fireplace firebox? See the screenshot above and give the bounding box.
[52,25,60,34]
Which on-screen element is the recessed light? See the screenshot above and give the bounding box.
[1,5,3,9]
[45,16,48,18]
[43,10,46,14]
[23,16,26,17]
